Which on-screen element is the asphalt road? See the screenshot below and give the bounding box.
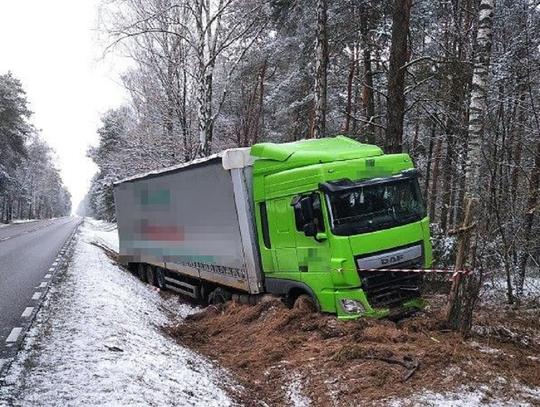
[0,217,81,364]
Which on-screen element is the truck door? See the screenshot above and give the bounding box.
[267,197,299,273]
[292,193,332,276]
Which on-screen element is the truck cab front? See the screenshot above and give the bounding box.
[251,136,433,319]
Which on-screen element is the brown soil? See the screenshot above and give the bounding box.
[164,296,540,406]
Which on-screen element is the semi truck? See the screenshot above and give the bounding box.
[114,136,432,319]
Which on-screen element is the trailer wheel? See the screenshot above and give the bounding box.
[208,287,231,305]
[146,266,156,286]
[293,294,318,313]
[155,267,166,290]
[137,263,147,283]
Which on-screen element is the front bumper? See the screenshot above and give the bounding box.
[332,288,425,320]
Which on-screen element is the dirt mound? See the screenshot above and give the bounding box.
[165,296,540,406]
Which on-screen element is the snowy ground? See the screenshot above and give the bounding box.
[1,218,539,407]
[389,386,540,407]
[0,219,235,407]
[481,274,540,304]
[84,219,119,253]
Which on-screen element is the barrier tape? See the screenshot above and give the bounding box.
[356,267,473,281]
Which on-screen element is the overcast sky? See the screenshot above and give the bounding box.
[0,0,128,211]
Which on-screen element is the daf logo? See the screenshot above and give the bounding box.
[381,254,404,266]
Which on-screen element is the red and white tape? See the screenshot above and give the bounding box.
[357,267,473,281]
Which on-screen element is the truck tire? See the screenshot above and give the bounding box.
[146,266,156,286]
[293,294,318,313]
[137,263,147,283]
[208,287,231,305]
[155,267,166,290]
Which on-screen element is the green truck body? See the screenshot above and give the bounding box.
[114,136,432,319]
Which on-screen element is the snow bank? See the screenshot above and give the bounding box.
[0,219,40,228]
[11,219,42,224]
[0,220,234,407]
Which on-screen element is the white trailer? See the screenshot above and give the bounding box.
[113,149,264,299]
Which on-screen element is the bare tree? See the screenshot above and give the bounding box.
[100,0,267,158]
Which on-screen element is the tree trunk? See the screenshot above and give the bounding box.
[385,0,412,153]
[362,46,376,144]
[352,46,360,135]
[515,138,540,301]
[197,60,214,157]
[165,45,175,143]
[181,66,190,161]
[195,0,217,157]
[313,0,328,139]
[439,132,455,232]
[464,0,494,198]
[254,62,267,145]
[510,89,526,202]
[446,0,495,334]
[424,118,436,198]
[429,134,443,222]
[344,47,356,134]
[445,198,481,335]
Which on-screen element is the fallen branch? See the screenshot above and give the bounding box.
[363,355,419,381]
[330,347,419,381]
[90,241,119,262]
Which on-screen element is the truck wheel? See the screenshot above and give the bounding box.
[137,263,147,283]
[208,287,231,305]
[146,266,156,286]
[155,267,166,290]
[293,294,318,313]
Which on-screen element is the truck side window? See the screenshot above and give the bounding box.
[259,202,271,249]
[292,193,325,232]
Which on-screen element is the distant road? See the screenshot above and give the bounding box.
[0,217,81,367]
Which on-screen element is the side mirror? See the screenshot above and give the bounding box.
[303,222,317,237]
[299,196,315,223]
[292,194,324,241]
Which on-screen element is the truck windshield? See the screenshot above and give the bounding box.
[326,178,426,236]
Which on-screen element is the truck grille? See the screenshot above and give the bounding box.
[356,244,423,308]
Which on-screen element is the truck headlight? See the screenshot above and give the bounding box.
[339,299,366,314]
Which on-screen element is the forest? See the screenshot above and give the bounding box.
[78,0,539,320]
[0,73,72,223]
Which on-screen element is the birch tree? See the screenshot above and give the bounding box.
[446,0,495,334]
[312,0,328,139]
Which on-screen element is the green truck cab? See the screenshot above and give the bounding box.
[251,136,432,318]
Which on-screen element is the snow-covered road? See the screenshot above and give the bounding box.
[0,219,235,407]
